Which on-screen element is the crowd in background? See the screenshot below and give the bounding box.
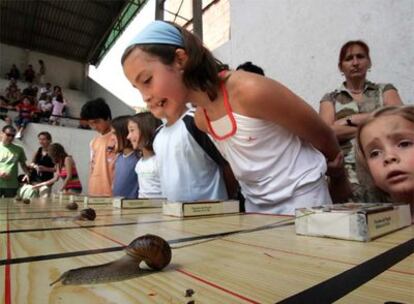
[0,61,79,139]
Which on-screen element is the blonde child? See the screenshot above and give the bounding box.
[121,21,349,215]
[356,105,414,220]
[32,143,82,194]
[127,112,162,198]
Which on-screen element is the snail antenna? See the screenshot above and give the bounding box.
[49,273,65,286]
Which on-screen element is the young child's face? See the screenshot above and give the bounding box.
[88,119,111,134]
[360,115,414,199]
[127,120,141,150]
[123,48,188,119]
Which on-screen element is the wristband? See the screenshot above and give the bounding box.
[346,117,357,127]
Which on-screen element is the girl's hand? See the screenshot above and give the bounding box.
[326,152,345,178]
[334,117,349,126]
[22,174,30,183]
[326,152,352,203]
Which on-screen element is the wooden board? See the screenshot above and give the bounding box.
[0,198,412,304]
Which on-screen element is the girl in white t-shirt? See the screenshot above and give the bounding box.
[127,112,162,198]
[49,94,67,125]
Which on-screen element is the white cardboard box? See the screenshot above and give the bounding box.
[163,200,240,217]
[69,195,87,203]
[83,196,113,207]
[113,197,165,209]
[295,203,412,241]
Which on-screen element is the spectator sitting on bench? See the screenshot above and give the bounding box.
[49,94,66,125]
[14,96,36,139]
[23,65,36,83]
[37,93,52,122]
[6,64,20,80]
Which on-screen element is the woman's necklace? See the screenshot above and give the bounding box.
[349,89,363,94]
[346,84,364,94]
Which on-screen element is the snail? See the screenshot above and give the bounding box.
[78,208,96,221]
[52,208,96,222]
[14,196,22,202]
[50,234,171,286]
[66,202,78,210]
[23,198,31,204]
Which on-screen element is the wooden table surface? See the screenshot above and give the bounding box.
[0,198,413,304]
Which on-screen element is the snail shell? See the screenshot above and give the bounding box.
[126,234,172,270]
[66,202,78,210]
[23,199,31,204]
[79,208,96,221]
[50,234,171,286]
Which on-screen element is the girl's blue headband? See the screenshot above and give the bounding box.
[127,20,184,48]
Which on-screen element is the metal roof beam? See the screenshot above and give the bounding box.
[88,0,147,65]
[192,0,203,40]
[39,0,104,25]
[1,38,84,62]
[4,23,88,49]
[155,0,165,20]
[1,6,96,39]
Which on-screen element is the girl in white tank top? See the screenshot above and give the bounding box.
[121,20,351,214]
[202,76,331,214]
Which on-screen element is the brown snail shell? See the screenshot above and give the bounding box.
[23,198,31,204]
[79,208,96,221]
[15,196,22,202]
[125,234,172,270]
[66,202,78,210]
[50,234,171,286]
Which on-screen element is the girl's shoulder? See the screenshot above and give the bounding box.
[224,70,273,112]
[227,70,268,98]
[64,155,74,163]
[194,107,208,133]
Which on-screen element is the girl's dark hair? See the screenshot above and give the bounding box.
[121,21,226,101]
[236,61,265,76]
[80,98,112,120]
[48,143,68,167]
[338,40,371,68]
[38,131,52,141]
[55,94,63,103]
[111,115,132,153]
[128,112,161,153]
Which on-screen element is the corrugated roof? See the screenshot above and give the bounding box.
[0,0,136,64]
